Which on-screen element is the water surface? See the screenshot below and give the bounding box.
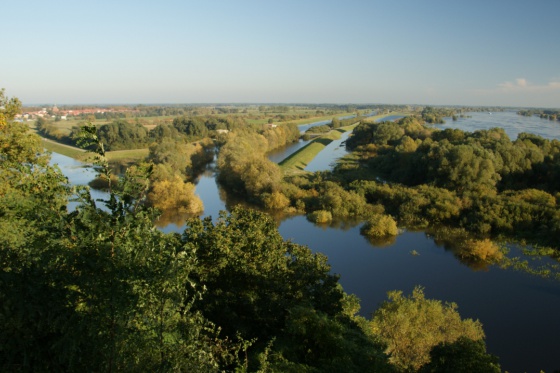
[305,131,352,172]
[440,111,560,140]
[49,152,108,211]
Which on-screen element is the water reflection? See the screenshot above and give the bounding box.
[266,138,311,163]
[426,228,503,271]
[362,234,397,248]
[277,216,560,372]
[155,209,198,229]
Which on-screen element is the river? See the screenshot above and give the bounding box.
[50,111,560,372]
[266,113,403,169]
[440,111,560,140]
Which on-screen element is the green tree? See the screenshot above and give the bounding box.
[95,120,150,150]
[1,114,234,371]
[1,90,73,371]
[217,132,283,201]
[420,337,500,373]
[147,173,203,214]
[172,116,209,140]
[183,207,395,372]
[369,287,485,372]
[331,117,341,128]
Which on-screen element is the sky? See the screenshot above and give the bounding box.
[2,0,560,107]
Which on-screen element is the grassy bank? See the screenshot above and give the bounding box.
[363,112,409,123]
[106,148,149,163]
[279,123,359,174]
[42,137,148,166]
[42,139,88,161]
[277,112,356,126]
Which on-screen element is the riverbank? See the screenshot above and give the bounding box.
[363,111,410,123]
[275,111,361,126]
[42,136,149,167]
[279,123,358,174]
[42,137,87,160]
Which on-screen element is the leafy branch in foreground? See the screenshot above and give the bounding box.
[74,124,153,213]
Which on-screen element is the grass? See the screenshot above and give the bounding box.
[279,123,359,175]
[106,148,149,163]
[42,136,149,167]
[362,111,410,123]
[243,110,358,126]
[278,112,356,126]
[279,139,334,172]
[42,138,88,161]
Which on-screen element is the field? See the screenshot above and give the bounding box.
[106,148,150,164]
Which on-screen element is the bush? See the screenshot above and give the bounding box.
[147,175,203,214]
[456,239,503,263]
[369,287,485,372]
[262,191,290,210]
[361,214,398,238]
[307,210,333,224]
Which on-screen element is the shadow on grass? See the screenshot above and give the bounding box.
[314,138,333,146]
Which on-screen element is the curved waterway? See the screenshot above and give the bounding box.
[50,111,560,372]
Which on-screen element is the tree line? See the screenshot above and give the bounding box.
[518,109,560,121]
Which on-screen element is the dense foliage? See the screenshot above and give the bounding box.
[183,208,395,372]
[421,106,456,124]
[96,120,150,150]
[369,287,486,371]
[1,91,502,372]
[345,116,560,247]
[216,124,299,207]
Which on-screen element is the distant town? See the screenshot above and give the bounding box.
[15,105,138,121]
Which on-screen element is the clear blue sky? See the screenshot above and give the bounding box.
[3,0,559,107]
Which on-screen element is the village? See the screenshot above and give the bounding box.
[15,104,137,121]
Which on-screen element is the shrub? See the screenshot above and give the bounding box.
[456,239,503,263]
[147,175,203,214]
[370,287,485,372]
[361,214,398,238]
[262,191,290,210]
[307,210,333,224]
